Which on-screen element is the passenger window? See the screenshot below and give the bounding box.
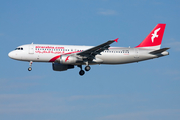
[21,48,23,50]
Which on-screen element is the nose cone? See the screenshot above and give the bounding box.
[8,51,22,60]
[8,51,14,58]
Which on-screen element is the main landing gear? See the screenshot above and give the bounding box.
[28,61,33,71]
[78,65,91,76]
[85,65,91,71]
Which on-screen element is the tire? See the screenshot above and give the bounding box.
[79,70,85,76]
[28,67,32,71]
[85,66,91,71]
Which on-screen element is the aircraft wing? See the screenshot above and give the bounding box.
[77,38,118,59]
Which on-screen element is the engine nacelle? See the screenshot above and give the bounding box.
[60,55,79,64]
[52,63,74,71]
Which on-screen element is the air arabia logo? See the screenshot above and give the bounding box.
[151,28,161,43]
[65,56,70,62]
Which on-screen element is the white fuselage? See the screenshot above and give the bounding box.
[8,44,169,65]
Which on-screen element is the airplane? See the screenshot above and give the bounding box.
[8,24,169,76]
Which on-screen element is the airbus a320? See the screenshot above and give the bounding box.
[8,24,169,76]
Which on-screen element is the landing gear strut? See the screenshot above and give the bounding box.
[28,61,33,71]
[78,65,85,76]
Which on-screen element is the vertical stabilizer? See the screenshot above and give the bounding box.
[135,24,166,50]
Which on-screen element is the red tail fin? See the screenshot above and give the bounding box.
[136,24,166,49]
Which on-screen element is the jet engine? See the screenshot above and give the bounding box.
[60,55,81,64]
[52,63,74,71]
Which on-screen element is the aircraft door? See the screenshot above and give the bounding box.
[29,43,34,54]
[134,48,139,58]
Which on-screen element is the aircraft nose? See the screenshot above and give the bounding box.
[8,51,22,60]
[8,51,17,59]
[8,51,13,58]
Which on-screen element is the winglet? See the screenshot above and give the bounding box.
[114,38,119,43]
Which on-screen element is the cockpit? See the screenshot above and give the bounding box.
[15,47,23,50]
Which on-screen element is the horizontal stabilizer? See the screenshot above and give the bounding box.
[149,47,170,54]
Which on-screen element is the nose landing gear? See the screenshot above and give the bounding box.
[28,61,33,71]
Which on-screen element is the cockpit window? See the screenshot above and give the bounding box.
[15,47,23,50]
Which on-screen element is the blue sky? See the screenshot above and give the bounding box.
[0,0,180,120]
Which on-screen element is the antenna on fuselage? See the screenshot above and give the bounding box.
[31,42,33,44]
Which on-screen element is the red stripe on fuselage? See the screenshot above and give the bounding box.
[49,55,61,62]
[48,51,81,62]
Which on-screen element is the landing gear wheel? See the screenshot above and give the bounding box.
[79,70,85,76]
[85,66,91,71]
[28,67,32,71]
